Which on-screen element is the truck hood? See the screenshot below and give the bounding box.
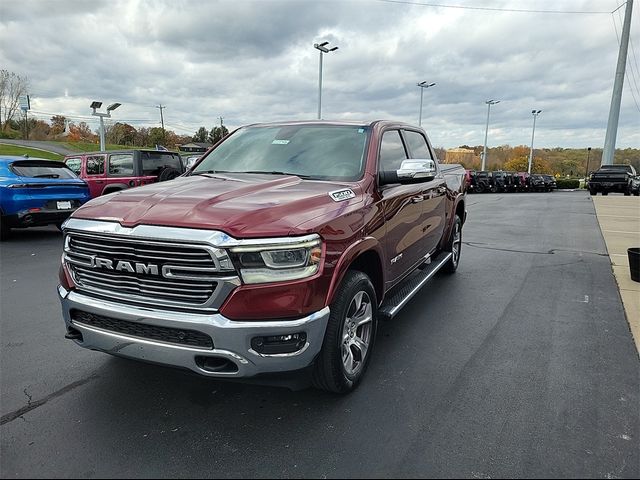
[72,173,363,238]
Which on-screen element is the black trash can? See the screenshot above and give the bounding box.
[629,247,640,282]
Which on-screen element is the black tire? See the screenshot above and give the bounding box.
[490,185,498,193]
[442,214,463,274]
[589,188,597,196]
[634,191,639,197]
[624,191,631,196]
[475,185,485,194]
[312,270,378,394]
[602,191,609,196]
[158,167,180,182]
[0,222,10,241]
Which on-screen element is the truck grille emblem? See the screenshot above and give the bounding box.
[93,257,160,276]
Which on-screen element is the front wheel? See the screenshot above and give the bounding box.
[312,271,378,393]
[602,191,609,196]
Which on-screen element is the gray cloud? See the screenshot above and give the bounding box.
[1,0,638,148]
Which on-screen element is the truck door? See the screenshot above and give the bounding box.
[377,129,431,284]
[106,153,135,193]
[401,129,447,255]
[84,155,107,197]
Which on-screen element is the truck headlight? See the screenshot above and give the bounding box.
[229,237,323,284]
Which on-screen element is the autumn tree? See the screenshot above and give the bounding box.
[107,122,137,145]
[0,70,29,131]
[67,122,97,142]
[50,115,67,136]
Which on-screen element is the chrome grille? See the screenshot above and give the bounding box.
[64,231,239,309]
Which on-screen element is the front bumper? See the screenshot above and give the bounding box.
[58,286,330,378]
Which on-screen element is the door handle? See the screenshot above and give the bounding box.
[411,195,425,203]
[95,180,104,184]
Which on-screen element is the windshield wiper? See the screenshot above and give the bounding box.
[191,170,234,176]
[241,171,313,179]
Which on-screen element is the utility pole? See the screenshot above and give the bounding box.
[602,0,633,165]
[156,104,166,142]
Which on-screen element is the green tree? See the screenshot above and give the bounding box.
[209,125,229,144]
[193,127,208,142]
[149,127,166,146]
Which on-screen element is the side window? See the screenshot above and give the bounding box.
[108,154,134,176]
[379,130,407,172]
[86,155,105,175]
[403,130,433,160]
[65,158,81,175]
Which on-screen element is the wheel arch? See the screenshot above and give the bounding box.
[326,237,385,307]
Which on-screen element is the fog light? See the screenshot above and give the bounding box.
[251,332,307,355]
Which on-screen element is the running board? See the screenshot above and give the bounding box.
[379,252,452,320]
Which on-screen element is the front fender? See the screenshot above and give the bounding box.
[325,236,384,306]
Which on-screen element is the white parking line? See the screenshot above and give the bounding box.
[601,230,640,235]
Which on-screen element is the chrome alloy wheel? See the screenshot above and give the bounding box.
[341,290,373,376]
[451,220,462,267]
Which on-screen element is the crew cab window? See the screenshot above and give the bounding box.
[108,154,134,176]
[140,152,183,175]
[403,130,432,159]
[86,155,105,175]
[65,158,81,175]
[379,130,407,172]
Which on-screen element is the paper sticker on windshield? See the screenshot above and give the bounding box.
[329,188,356,202]
[272,139,290,145]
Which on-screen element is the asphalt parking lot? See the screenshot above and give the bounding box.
[1,191,638,478]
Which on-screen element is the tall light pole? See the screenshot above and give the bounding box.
[417,81,436,126]
[481,99,500,171]
[584,147,592,179]
[91,101,121,151]
[314,41,338,120]
[528,109,542,174]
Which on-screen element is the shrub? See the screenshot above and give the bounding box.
[556,178,580,189]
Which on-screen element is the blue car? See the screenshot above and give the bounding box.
[1,156,91,239]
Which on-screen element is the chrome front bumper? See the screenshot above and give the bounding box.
[58,286,330,378]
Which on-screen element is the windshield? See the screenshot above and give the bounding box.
[11,161,78,179]
[140,152,184,175]
[192,125,369,181]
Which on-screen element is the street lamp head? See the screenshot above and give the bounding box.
[90,101,102,109]
[314,41,337,53]
[318,41,329,47]
[418,81,436,88]
[532,109,542,115]
[107,103,121,111]
[329,46,338,52]
[486,99,500,105]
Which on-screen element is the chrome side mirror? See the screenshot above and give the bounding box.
[397,159,436,180]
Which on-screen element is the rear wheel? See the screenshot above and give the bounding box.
[602,191,609,196]
[443,214,463,274]
[312,270,377,394]
[589,188,597,195]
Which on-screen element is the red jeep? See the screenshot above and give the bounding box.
[64,149,185,198]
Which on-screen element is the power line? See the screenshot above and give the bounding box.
[373,0,612,14]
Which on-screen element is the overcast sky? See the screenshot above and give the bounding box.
[1,0,639,148]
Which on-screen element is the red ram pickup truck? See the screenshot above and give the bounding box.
[58,120,467,393]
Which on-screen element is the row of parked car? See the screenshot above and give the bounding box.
[465,170,557,193]
[1,149,194,239]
